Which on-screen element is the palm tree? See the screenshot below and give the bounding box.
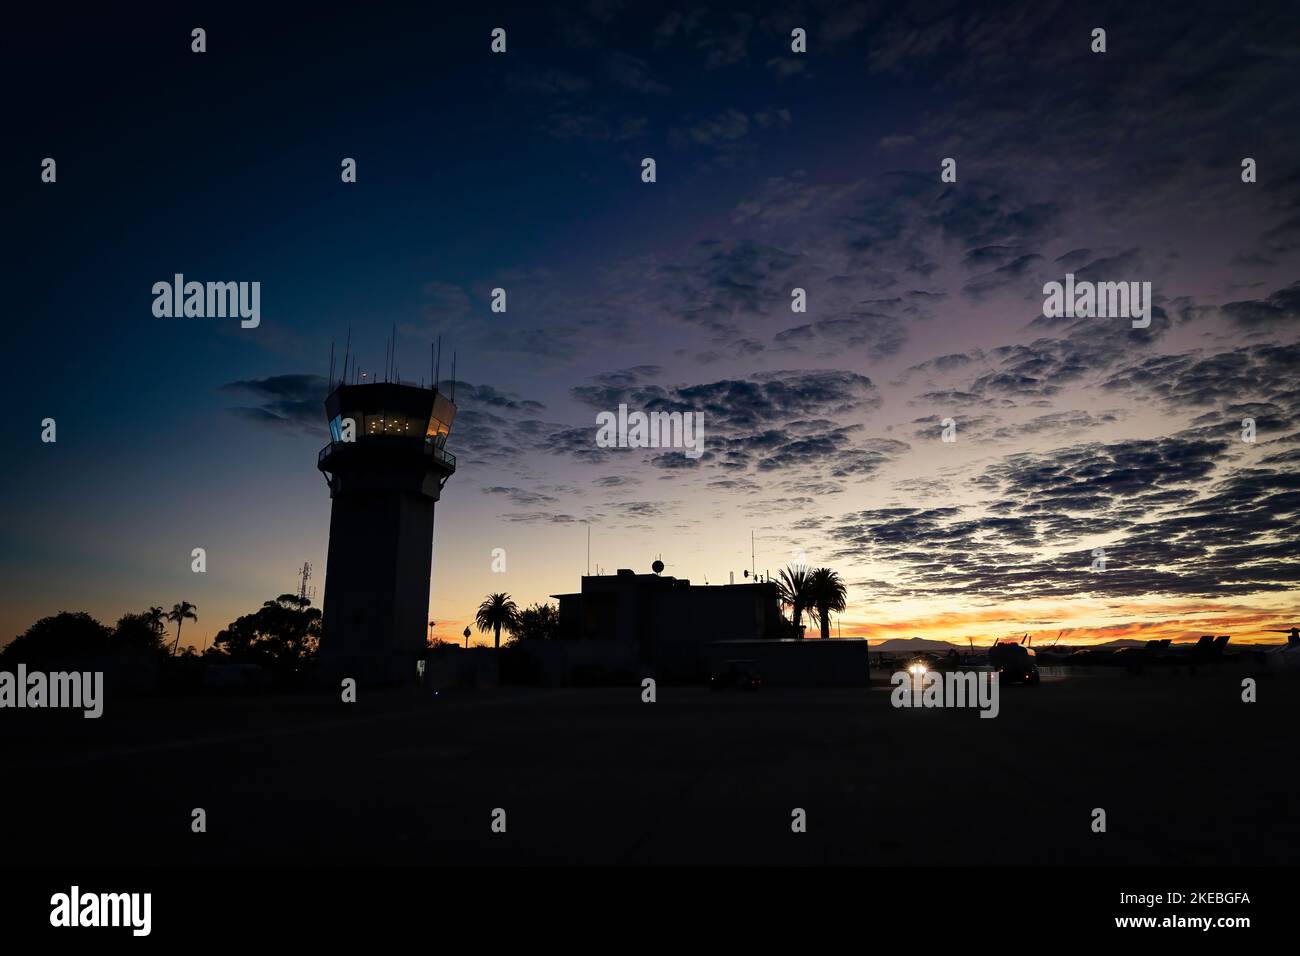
[144,605,167,639]
[475,593,519,650]
[777,564,812,637]
[165,601,198,656]
[808,567,848,640]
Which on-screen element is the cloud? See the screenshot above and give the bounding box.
[1220,280,1300,329]
[830,431,1300,602]
[220,374,328,436]
[1100,342,1300,416]
[504,67,592,96]
[444,381,546,413]
[543,112,649,142]
[766,56,807,77]
[571,367,881,431]
[607,52,670,93]
[670,109,750,149]
[481,486,558,506]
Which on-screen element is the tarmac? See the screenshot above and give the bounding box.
[2,668,1296,866]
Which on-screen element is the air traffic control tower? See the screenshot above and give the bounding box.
[317,380,457,686]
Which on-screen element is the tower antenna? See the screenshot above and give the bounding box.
[435,335,442,392]
[391,323,397,383]
[328,340,335,394]
[297,561,314,602]
[451,353,457,402]
[341,327,352,389]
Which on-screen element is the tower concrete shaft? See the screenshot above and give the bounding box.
[317,382,456,686]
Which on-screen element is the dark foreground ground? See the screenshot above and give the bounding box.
[2,667,1297,866]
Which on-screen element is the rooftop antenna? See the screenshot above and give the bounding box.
[451,352,457,402]
[751,530,755,579]
[328,340,335,394]
[587,523,590,576]
[435,335,442,392]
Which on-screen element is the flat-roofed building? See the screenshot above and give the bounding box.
[551,568,783,680]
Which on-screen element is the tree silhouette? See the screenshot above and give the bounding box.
[144,606,167,633]
[113,610,169,654]
[0,611,113,667]
[808,567,848,640]
[475,593,519,650]
[777,565,812,636]
[512,602,560,642]
[166,601,198,656]
[2,609,178,667]
[212,594,320,680]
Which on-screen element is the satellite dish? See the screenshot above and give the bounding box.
[652,559,665,575]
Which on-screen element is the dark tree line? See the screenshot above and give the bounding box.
[2,595,320,687]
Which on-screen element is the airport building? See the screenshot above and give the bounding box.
[551,569,784,680]
[316,379,457,686]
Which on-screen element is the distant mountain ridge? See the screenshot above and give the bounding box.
[869,636,1154,652]
[871,637,967,652]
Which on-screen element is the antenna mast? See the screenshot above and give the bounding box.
[341,327,352,389]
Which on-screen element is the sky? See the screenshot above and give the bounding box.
[4,1,1298,650]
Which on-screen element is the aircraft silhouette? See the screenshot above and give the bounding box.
[1261,626,1299,646]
